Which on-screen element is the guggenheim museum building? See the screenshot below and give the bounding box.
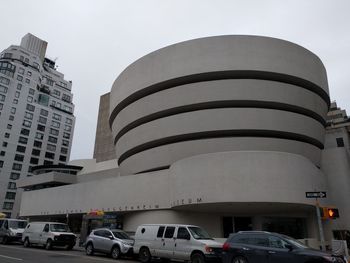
[19,35,350,243]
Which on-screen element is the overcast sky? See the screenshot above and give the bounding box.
[1,0,349,160]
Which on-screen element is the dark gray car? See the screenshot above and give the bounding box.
[85,228,134,259]
[222,231,346,263]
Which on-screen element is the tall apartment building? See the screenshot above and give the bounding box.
[0,33,75,218]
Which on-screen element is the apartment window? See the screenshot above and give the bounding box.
[0,103,3,110]
[0,85,7,93]
[38,116,47,124]
[18,136,28,144]
[24,112,33,120]
[33,141,42,148]
[30,157,39,165]
[32,149,40,156]
[25,79,30,84]
[10,107,16,114]
[53,89,60,97]
[61,147,68,154]
[0,94,5,101]
[33,62,39,69]
[17,75,23,81]
[19,56,24,61]
[7,124,12,130]
[16,145,26,153]
[64,125,72,132]
[20,128,30,136]
[29,88,35,95]
[18,68,24,74]
[51,121,60,128]
[50,128,59,136]
[3,202,14,210]
[8,183,16,189]
[45,152,55,159]
[27,96,33,103]
[15,91,20,98]
[40,109,48,116]
[10,172,20,180]
[13,99,18,104]
[28,166,33,173]
[44,160,53,165]
[62,94,71,102]
[17,83,22,90]
[66,118,72,125]
[48,136,57,143]
[24,58,29,63]
[0,151,5,156]
[22,120,31,127]
[9,115,14,121]
[47,144,56,152]
[26,104,35,112]
[336,137,345,147]
[53,113,61,121]
[63,132,70,139]
[37,124,45,132]
[5,192,16,200]
[27,71,32,76]
[4,132,9,138]
[12,163,22,171]
[0,160,3,168]
[62,140,69,146]
[14,154,24,162]
[0,76,10,85]
[59,155,67,162]
[38,94,49,106]
[35,132,44,140]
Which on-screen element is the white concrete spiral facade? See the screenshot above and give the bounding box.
[110,35,329,175]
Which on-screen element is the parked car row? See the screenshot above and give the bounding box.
[0,218,347,263]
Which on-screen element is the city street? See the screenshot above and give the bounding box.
[0,244,138,263]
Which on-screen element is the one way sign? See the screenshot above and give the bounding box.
[306,191,327,198]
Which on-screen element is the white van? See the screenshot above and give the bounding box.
[22,222,76,250]
[133,224,222,263]
[0,218,27,244]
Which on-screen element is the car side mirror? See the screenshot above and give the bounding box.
[285,244,293,251]
[108,235,114,240]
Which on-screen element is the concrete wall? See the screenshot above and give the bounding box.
[109,35,329,175]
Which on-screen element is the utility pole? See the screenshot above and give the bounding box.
[315,198,325,251]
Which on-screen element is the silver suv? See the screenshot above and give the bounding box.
[85,228,134,259]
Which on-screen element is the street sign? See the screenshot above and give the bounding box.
[306,191,327,198]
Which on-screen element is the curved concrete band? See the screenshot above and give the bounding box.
[110,35,330,175]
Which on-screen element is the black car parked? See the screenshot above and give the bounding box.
[222,231,346,263]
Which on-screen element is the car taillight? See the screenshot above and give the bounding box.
[222,242,230,251]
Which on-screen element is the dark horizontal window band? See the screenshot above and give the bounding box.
[114,100,326,145]
[117,129,324,165]
[109,70,330,128]
[135,165,170,174]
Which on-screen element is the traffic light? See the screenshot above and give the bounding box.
[320,207,339,219]
[327,208,339,219]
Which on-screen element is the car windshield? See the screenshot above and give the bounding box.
[50,224,69,232]
[112,231,131,239]
[9,220,27,229]
[281,234,309,249]
[188,227,213,240]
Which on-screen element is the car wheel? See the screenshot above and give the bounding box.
[111,245,121,259]
[191,253,205,263]
[66,244,74,250]
[139,247,151,263]
[23,238,30,248]
[232,256,248,263]
[86,243,94,256]
[2,236,8,244]
[45,239,53,250]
